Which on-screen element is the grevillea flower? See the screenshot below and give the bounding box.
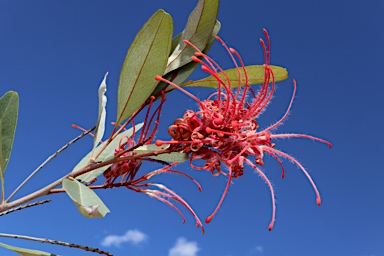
[155,29,332,230]
[103,94,165,185]
[102,97,205,232]
[75,93,205,232]
[102,94,205,232]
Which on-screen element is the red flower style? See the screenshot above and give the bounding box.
[155,30,332,230]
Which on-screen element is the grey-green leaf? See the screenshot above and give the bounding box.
[151,20,221,97]
[170,32,182,54]
[180,65,289,88]
[63,178,110,218]
[165,0,219,74]
[0,91,18,173]
[75,123,144,183]
[0,241,56,256]
[170,20,221,86]
[134,144,188,163]
[116,10,173,125]
[92,72,108,157]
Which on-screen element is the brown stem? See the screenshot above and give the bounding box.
[0,200,51,216]
[49,182,133,194]
[0,232,112,255]
[98,97,154,163]
[0,147,176,213]
[6,127,95,203]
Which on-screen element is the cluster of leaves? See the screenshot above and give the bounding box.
[0,0,288,255]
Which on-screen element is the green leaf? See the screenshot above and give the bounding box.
[0,241,56,256]
[170,20,221,86]
[74,123,144,183]
[0,91,18,173]
[134,144,188,163]
[165,0,219,74]
[92,72,108,157]
[116,10,173,125]
[170,33,182,54]
[151,20,221,97]
[63,178,110,218]
[180,65,289,88]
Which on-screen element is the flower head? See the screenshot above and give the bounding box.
[155,29,332,230]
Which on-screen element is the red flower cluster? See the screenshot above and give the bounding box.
[103,133,141,184]
[101,94,206,232]
[155,30,331,230]
[103,95,164,185]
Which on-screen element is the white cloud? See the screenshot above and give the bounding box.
[101,229,148,247]
[249,245,263,255]
[168,237,200,256]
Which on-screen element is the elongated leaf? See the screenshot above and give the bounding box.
[63,178,110,218]
[170,20,221,86]
[92,72,108,156]
[151,20,221,97]
[0,241,56,256]
[116,10,173,125]
[75,123,144,183]
[165,0,219,74]
[134,144,188,163]
[180,65,288,88]
[170,33,182,54]
[0,91,18,173]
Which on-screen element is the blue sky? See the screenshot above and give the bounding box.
[0,0,383,256]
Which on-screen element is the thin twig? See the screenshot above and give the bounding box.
[49,182,126,194]
[0,199,51,216]
[6,127,95,203]
[0,233,112,256]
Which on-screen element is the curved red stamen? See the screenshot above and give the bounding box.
[263,146,322,206]
[269,133,332,148]
[205,167,234,223]
[183,39,203,54]
[263,29,271,64]
[151,183,204,232]
[155,76,205,109]
[260,38,267,65]
[215,36,242,96]
[230,48,255,101]
[144,190,186,223]
[266,150,286,179]
[156,139,208,147]
[205,127,239,138]
[253,66,275,117]
[244,158,276,230]
[263,79,296,133]
[150,168,203,192]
